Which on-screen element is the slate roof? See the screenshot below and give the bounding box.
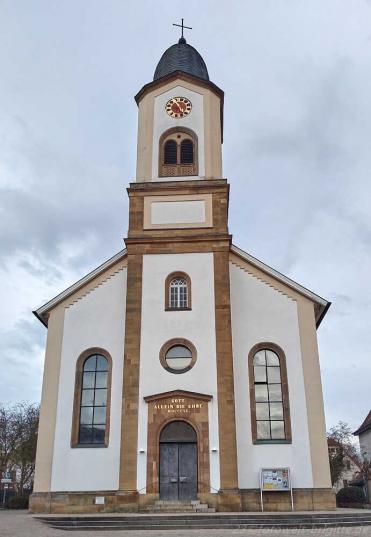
[354,410,371,436]
[153,38,209,82]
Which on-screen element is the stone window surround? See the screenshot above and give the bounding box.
[248,342,292,444]
[71,347,113,448]
[159,338,197,374]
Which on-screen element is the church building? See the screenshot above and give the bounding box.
[30,32,335,513]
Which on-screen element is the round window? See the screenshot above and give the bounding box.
[160,339,197,374]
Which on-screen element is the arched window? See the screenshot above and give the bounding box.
[165,272,191,310]
[159,338,197,374]
[159,128,198,177]
[248,343,291,443]
[71,349,112,447]
[170,278,188,308]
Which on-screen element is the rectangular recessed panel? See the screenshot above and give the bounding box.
[151,200,205,225]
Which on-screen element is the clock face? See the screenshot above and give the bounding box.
[165,96,192,118]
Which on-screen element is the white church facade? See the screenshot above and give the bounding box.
[30,35,335,513]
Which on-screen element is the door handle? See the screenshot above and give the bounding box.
[179,477,188,482]
[170,478,178,483]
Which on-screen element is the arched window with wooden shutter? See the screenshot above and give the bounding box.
[159,128,198,177]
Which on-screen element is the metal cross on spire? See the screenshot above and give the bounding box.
[173,18,192,39]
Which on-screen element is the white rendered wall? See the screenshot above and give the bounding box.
[229,262,314,490]
[152,85,204,180]
[137,253,220,493]
[50,269,126,492]
[360,429,371,460]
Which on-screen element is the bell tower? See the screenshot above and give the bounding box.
[119,32,240,512]
[127,35,228,242]
[135,35,224,182]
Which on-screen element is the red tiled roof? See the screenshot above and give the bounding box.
[354,410,371,436]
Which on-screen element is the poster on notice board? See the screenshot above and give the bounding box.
[261,468,290,491]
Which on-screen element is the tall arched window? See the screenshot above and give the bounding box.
[71,349,112,447]
[165,272,191,311]
[159,128,198,177]
[248,343,291,443]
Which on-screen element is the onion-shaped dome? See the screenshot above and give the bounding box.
[154,37,209,81]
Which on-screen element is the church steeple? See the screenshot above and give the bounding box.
[134,38,224,183]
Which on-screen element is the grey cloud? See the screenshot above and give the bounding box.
[0,319,45,405]
[1,0,371,433]
[0,113,128,275]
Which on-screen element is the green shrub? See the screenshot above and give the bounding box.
[7,495,29,509]
[336,486,365,506]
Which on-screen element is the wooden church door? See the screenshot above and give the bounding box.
[159,421,197,501]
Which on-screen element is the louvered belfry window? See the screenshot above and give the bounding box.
[170,277,188,309]
[180,139,194,164]
[160,129,197,177]
[164,140,177,164]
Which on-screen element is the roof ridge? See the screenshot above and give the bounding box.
[354,410,371,436]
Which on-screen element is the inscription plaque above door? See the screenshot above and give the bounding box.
[144,390,213,495]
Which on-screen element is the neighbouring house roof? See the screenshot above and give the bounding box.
[33,244,330,329]
[327,438,340,448]
[354,411,371,436]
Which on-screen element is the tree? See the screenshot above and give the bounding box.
[0,405,19,477]
[357,457,371,503]
[327,421,360,487]
[0,402,39,493]
[328,443,345,486]
[328,421,359,458]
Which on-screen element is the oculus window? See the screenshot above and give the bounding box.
[159,339,197,374]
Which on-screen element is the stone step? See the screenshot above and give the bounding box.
[39,513,371,522]
[140,506,215,513]
[154,500,200,505]
[42,521,371,532]
[38,512,371,531]
[139,499,213,513]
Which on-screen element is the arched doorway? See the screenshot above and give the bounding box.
[159,421,197,501]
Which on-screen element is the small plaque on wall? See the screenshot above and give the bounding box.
[95,496,105,505]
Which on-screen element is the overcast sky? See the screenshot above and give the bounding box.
[1,0,370,433]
